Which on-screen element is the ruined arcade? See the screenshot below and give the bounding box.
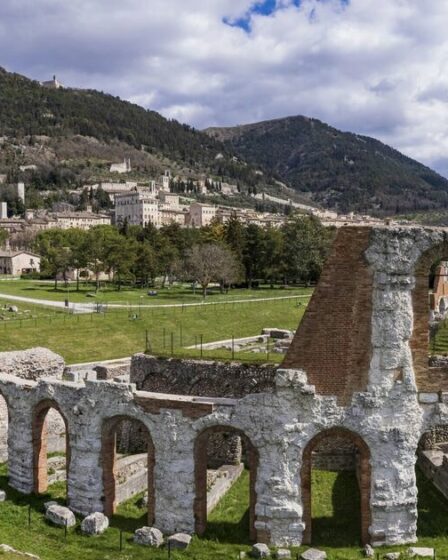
[1,225,448,548]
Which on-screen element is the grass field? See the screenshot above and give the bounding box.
[0,466,447,559]
[0,279,312,306]
[0,295,307,363]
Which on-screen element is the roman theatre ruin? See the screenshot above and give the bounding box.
[2,225,448,546]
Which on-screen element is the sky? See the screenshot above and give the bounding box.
[1,0,448,175]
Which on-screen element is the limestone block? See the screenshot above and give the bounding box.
[43,501,57,511]
[0,348,64,379]
[167,533,191,550]
[133,526,164,547]
[300,549,327,560]
[252,543,271,558]
[418,393,439,404]
[384,554,401,560]
[0,490,5,502]
[364,544,374,557]
[408,548,434,558]
[276,550,291,559]
[81,512,109,535]
[45,504,76,527]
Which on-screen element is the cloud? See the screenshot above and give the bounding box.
[0,0,448,175]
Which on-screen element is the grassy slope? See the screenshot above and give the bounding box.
[0,295,307,363]
[0,467,448,559]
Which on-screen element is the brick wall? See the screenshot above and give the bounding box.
[282,227,373,405]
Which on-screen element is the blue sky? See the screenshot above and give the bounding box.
[0,0,448,176]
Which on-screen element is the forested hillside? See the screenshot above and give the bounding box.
[206,116,448,215]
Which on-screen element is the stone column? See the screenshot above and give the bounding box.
[8,403,34,494]
[153,412,196,534]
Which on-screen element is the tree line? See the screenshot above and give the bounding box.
[33,214,334,296]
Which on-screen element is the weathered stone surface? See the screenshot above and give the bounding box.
[300,549,327,560]
[384,554,401,560]
[408,548,434,558]
[167,533,192,550]
[252,543,270,558]
[43,501,57,511]
[0,348,64,379]
[133,526,164,547]
[364,544,374,557]
[45,504,76,527]
[0,490,6,502]
[276,549,291,559]
[81,512,109,535]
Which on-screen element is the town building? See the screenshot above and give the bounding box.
[187,202,217,227]
[115,191,161,227]
[41,75,64,89]
[51,212,111,230]
[110,159,131,174]
[0,250,40,276]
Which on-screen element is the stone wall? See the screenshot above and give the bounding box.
[130,354,277,397]
[3,226,448,547]
[0,348,65,462]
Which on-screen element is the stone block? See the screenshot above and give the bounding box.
[45,504,76,527]
[0,490,5,502]
[408,548,434,558]
[384,554,401,560]
[300,549,327,560]
[364,544,374,557]
[134,526,164,547]
[167,533,191,550]
[252,543,270,558]
[276,549,291,559]
[418,393,439,404]
[81,512,109,535]
[43,501,57,511]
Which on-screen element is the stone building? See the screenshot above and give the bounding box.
[0,249,40,275]
[3,226,448,547]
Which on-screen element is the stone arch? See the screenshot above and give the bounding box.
[32,399,70,494]
[301,427,371,546]
[411,239,448,391]
[101,415,155,524]
[194,425,259,542]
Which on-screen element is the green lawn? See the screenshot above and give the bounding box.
[0,466,447,559]
[0,297,307,363]
[0,279,312,306]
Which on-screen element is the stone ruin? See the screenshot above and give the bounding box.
[3,226,448,546]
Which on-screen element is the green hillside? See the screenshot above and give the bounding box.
[205,116,448,215]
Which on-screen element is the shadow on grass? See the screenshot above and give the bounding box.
[204,509,251,545]
[311,470,361,548]
[0,472,67,515]
[416,466,448,539]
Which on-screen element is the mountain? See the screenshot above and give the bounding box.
[0,67,272,198]
[205,116,448,215]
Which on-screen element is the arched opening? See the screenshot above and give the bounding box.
[411,242,448,391]
[416,426,448,537]
[32,400,69,498]
[101,416,155,525]
[194,426,259,543]
[301,427,371,546]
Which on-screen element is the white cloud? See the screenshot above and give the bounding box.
[0,0,448,175]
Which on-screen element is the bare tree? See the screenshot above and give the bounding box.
[186,243,240,297]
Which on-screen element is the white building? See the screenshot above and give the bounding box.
[0,250,40,276]
[0,203,7,220]
[52,212,111,230]
[115,192,161,227]
[160,170,171,192]
[110,159,131,174]
[188,202,217,227]
[41,75,64,89]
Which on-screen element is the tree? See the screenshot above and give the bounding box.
[65,228,88,291]
[34,229,71,289]
[85,225,118,292]
[280,215,334,284]
[186,243,239,297]
[134,243,157,287]
[104,235,137,291]
[224,212,245,262]
[242,224,265,288]
[0,228,7,248]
